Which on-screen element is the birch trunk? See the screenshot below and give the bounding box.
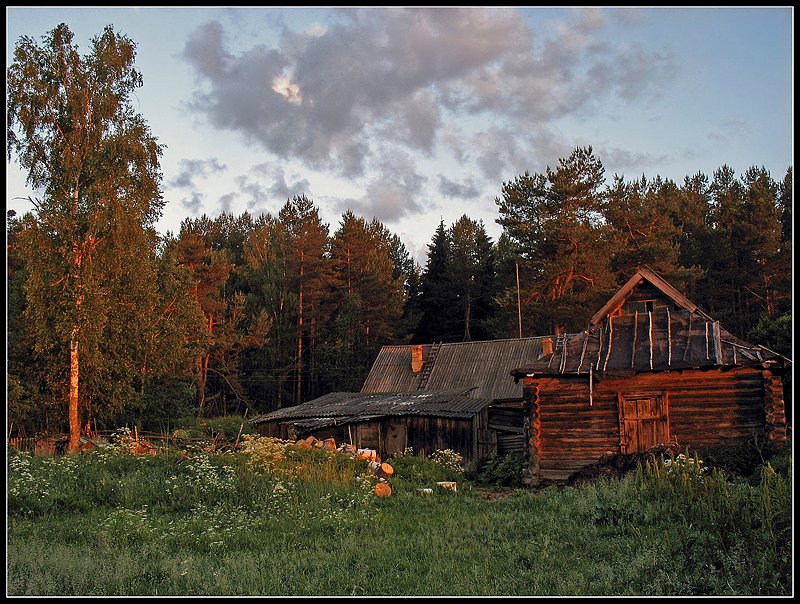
[68,327,81,452]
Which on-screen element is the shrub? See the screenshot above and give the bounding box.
[428,449,465,475]
[470,452,524,488]
[387,448,460,484]
[237,435,369,486]
[699,435,781,479]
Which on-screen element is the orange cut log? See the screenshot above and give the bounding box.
[379,462,394,476]
[375,482,392,497]
[357,448,379,462]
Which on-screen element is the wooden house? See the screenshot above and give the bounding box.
[510,267,790,484]
[253,337,547,469]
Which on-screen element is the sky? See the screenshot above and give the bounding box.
[6,6,794,264]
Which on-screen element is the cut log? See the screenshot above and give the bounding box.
[379,462,394,477]
[436,481,457,492]
[295,439,312,449]
[357,448,380,462]
[375,482,392,497]
[321,438,337,451]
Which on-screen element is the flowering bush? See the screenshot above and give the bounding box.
[238,435,289,474]
[388,447,463,483]
[429,449,464,474]
[662,452,707,479]
[106,427,136,453]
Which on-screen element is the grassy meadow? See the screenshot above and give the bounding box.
[6,425,793,597]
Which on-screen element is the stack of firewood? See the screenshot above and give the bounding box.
[293,435,395,496]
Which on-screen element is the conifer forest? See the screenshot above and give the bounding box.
[7,23,792,446]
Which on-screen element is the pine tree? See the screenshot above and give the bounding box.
[449,215,498,341]
[413,220,460,342]
[278,195,331,404]
[496,146,618,334]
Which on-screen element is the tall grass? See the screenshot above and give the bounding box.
[6,442,792,596]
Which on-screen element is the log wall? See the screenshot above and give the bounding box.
[522,366,786,483]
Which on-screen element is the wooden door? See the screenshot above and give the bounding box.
[618,393,669,453]
[384,420,408,457]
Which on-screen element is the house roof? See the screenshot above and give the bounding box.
[589,266,713,326]
[361,337,546,400]
[512,286,786,379]
[252,388,493,427]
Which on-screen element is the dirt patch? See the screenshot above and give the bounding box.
[565,443,681,486]
[478,489,516,501]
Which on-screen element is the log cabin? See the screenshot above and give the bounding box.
[510,267,790,485]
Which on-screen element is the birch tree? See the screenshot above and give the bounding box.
[7,24,164,451]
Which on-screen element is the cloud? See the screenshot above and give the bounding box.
[169,158,227,189]
[334,147,428,223]
[181,192,204,214]
[707,118,751,145]
[337,181,425,224]
[608,7,647,26]
[471,127,535,182]
[218,192,237,215]
[181,8,681,182]
[266,166,312,201]
[599,146,670,179]
[437,175,482,199]
[227,164,313,212]
[234,174,271,210]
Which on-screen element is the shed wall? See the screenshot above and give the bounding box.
[257,412,491,470]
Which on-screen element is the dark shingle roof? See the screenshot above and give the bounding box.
[252,388,493,425]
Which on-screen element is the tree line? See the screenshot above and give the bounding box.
[6,24,792,447]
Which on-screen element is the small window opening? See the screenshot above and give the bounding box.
[645,301,654,313]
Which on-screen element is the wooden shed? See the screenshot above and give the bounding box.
[252,388,494,470]
[510,267,790,485]
[253,337,548,468]
[361,337,547,457]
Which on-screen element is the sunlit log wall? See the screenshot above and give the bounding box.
[521,366,787,484]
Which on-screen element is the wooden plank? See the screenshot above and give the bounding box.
[488,424,524,434]
[543,436,621,445]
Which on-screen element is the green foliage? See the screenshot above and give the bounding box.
[586,453,792,595]
[113,379,197,432]
[495,146,620,334]
[470,452,525,488]
[747,313,792,358]
[6,444,792,596]
[698,436,783,480]
[387,447,464,486]
[169,414,255,441]
[5,21,792,444]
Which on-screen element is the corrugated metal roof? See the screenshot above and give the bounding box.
[253,388,493,424]
[361,337,545,399]
[511,307,784,377]
[360,345,432,392]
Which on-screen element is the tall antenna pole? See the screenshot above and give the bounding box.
[516,261,522,339]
